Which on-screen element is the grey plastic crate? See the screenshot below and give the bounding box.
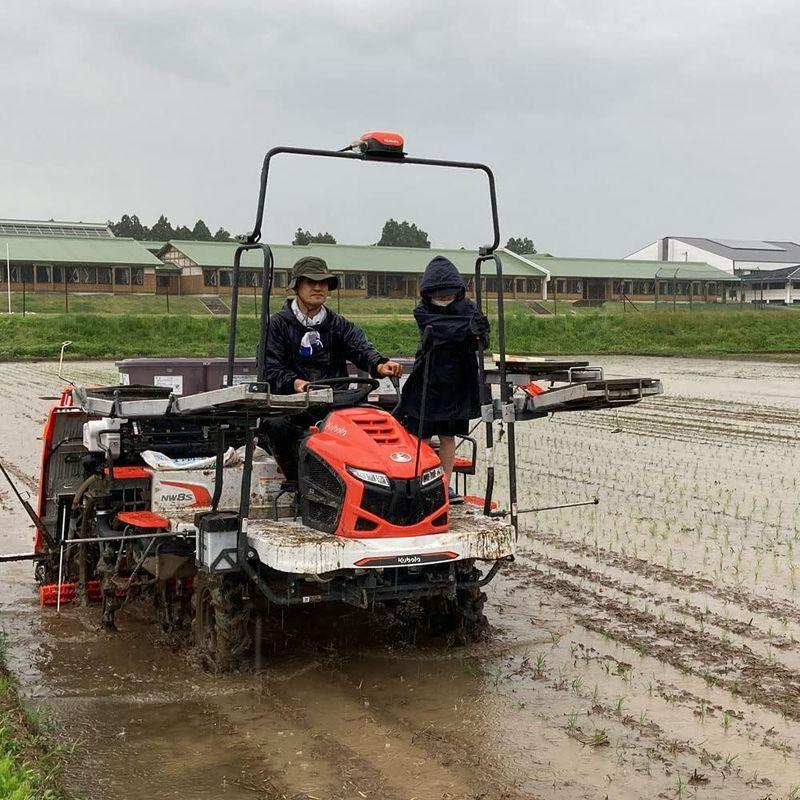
[205,358,258,389]
[116,358,208,396]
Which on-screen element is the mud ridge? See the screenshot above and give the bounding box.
[515,564,800,721]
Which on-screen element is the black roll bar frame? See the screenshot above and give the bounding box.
[226,141,517,532]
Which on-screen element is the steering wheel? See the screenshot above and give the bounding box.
[307,376,380,408]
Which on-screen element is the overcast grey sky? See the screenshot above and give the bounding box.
[2,0,798,256]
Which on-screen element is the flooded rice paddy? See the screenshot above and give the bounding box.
[1,356,800,799]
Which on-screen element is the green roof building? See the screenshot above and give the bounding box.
[159,240,736,303]
[0,232,738,304]
[159,241,549,299]
[0,234,164,293]
[523,255,738,303]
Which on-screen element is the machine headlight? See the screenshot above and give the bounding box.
[421,465,443,486]
[347,467,391,488]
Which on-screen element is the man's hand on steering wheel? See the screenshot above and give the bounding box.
[377,360,402,378]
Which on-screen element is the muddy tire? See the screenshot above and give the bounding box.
[191,572,251,672]
[422,562,489,645]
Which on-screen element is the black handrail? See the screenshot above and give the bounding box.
[245,146,500,254]
[226,243,273,387]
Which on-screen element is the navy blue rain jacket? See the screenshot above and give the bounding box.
[398,256,490,423]
[261,300,387,393]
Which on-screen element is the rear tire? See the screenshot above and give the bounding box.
[422,562,488,645]
[192,572,251,672]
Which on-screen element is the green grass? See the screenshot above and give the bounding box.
[0,642,68,799]
[2,309,800,360]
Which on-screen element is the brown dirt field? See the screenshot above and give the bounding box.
[1,356,800,799]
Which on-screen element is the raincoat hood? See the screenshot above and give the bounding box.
[419,256,466,299]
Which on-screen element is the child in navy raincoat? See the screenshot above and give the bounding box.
[398,256,490,503]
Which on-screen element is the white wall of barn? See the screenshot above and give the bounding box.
[624,240,735,272]
[625,240,800,276]
[624,241,660,260]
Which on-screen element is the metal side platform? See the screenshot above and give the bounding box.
[70,383,334,418]
[244,503,515,575]
[515,376,662,417]
[482,357,663,419]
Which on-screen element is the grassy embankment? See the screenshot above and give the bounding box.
[0,641,68,799]
[2,309,800,360]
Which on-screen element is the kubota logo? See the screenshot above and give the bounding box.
[159,481,212,507]
[390,452,412,463]
[397,555,421,564]
[327,423,348,437]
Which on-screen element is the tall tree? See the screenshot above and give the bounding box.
[173,225,193,240]
[213,227,233,242]
[150,215,174,241]
[192,219,213,240]
[377,219,430,248]
[505,236,536,255]
[292,228,337,245]
[109,213,148,239]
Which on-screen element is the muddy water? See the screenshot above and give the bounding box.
[2,357,800,798]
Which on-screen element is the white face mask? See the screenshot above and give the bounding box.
[431,297,454,307]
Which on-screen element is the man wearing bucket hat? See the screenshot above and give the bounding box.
[260,255,402,483]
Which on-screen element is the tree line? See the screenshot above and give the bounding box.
[109,214,233,242]
[110,214,536,254]
[294,220,537,253]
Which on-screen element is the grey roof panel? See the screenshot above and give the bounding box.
[740,264,800,283]
[709,238,785,251]
[673,237,800,263]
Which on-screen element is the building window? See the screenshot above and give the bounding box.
[157,275,171,288]
[386,275,405,293]
[485,278,498,293]
[114,268,130,285]
[273,270,288,289]
[97,267,112,285]
[132,268,143,286]
[219,270,232,287]
[67,267,80,284]
[555,279,566,294]
[525,278,541,293]
[632,280,654,295]
[503,278,514,293]
[244,270,262,288]
[567,280,583,294]
[52,266,63,283]
[80,267,97,284]
[344,273,365,290]
[35,265,52,283]
[203,269,217,287]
